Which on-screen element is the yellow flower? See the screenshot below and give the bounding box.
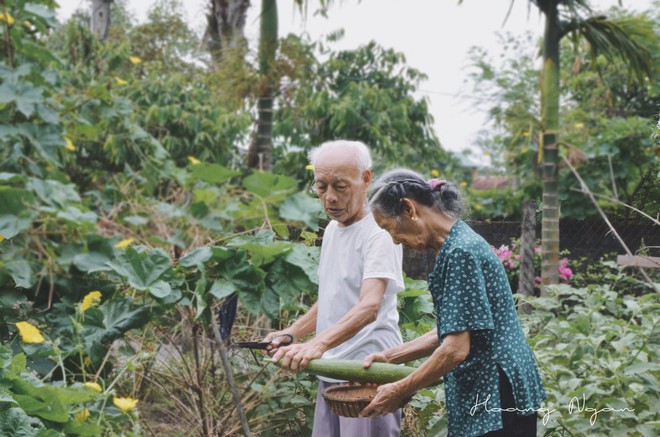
[114,238,135,249]
[459,181,468,188]
[81,291,102,311]
[129,56,142,65]
[474,204,483,210]
[0,12,15,26]
[113,396,138,412]
[75,409,90,422]
[64,136,76,151]
[83,382,102,392]
[114,77,128,86]
[305,164,314,171]
[83,356,94,368]
[0,234,4,243]
[522,131,531,137]
[16,321,45,344]
[430,169,440,177]
[187,156,201,165]
[574,122,585,129]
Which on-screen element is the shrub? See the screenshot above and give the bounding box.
[492,239,573,292]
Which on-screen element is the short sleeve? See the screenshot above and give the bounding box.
[438,248,494,338]
[362,228,404,295]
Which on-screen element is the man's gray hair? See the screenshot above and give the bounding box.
[308,140,373,173]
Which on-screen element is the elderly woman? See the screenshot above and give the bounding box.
[360,169,546,437]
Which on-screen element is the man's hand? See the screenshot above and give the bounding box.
[270,341,325,372]
[359,382,408,417]
[262,332,295,356]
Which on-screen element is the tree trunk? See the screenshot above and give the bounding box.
[540,1,560,288]
[247,0,277,171]
[518,200,536,314]
[204,0,250,64]
[90,0,113,41]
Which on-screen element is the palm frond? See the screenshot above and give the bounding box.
[563,16,654,84]
[529,0,590,15]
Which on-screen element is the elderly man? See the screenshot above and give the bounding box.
[267,140,405,437]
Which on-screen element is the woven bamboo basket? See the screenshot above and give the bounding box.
[322,383,378,418]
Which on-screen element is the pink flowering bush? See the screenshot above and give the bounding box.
[493,240,573,292]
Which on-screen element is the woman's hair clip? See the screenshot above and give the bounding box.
[427,179,447,191]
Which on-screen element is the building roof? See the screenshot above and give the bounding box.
[472,176,511,190]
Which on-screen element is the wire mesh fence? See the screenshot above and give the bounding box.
[403,218,660,280]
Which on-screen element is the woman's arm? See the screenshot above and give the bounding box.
[361,331,471,417]
[363,328,440,367]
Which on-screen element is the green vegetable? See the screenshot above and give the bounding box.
[268,358,416,384]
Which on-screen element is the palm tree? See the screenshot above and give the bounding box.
[204,0,250,64]
[462,0,654,285]
[247,0,332,171]
[247,0,278,171]
[90,0,113,41]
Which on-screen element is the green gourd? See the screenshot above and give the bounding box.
[268,358,415,384]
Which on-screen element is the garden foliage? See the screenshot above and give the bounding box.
[0,0,658,435]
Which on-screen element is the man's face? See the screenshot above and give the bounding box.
[313,150,371,227]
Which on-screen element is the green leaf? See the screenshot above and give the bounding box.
[12,392,67,422]
[0,291,26,308]
[11,378,70,423]
[107,247,174,298]
[242,172,298,200]
[241,286,279,318]
[8,353,26,374]
[6,260,34,288]
[0,173,26,184]
[227,230,292,265]
[57,206,98,224]
[149,280,172,298]
[279,192,323,229]
[73,252,112,273]
[63,418,103,436]
[266,259,313,308]
[623,362,659,376]
[123,215,149,226]
[0,407,39,436]
[0,389,18,408]
[0,82,44,117]
[214,251,267,315]
[189,163,240,184]
[399,288,429,298]
[0,345,12,369]
[0,187,36,215]
[0,214,33,240]
[80,297,150,364]
[208,280,237,300]
[24,3,59,26]
[179,247,212,269]
[26,178,80,209]
[285,244,320,284]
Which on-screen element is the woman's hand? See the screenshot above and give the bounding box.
[362,351,390,368]
[359,382,409,417]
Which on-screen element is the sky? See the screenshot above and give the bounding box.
[56,0,655,165]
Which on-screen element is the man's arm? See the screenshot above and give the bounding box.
[271,277,388,371]
[264,302,318,353]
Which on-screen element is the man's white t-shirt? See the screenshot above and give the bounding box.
[316,212,405,381]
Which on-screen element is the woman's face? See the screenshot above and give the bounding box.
[373,209,426,251]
